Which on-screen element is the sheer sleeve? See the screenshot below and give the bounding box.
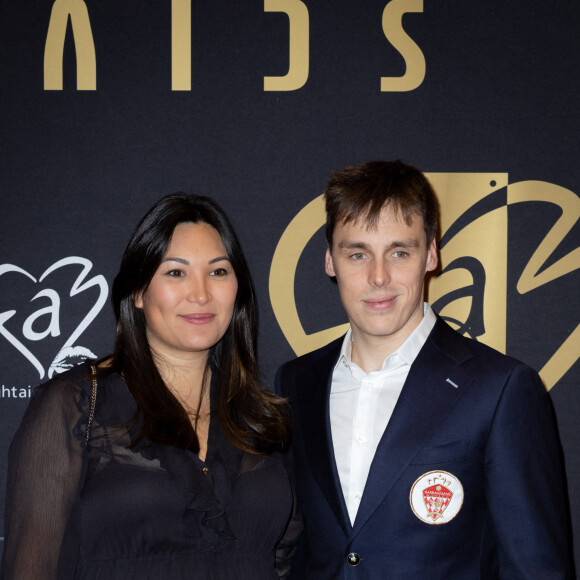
[275,450,304,579]
[1,373,89,580]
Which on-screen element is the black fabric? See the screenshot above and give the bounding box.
[1,365,300,579]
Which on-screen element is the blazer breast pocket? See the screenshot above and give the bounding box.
[410,439,468,465]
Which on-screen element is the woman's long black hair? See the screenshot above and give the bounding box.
[108,193,290,455]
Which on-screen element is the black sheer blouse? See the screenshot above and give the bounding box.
[1,365,301,579]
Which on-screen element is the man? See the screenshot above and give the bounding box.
[276,161,572,578]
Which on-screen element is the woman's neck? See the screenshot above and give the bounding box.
[153,350,212,459]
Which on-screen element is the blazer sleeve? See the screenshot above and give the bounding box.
[483,362,573,578]
[274,364,286,398]
[1,376,89,580]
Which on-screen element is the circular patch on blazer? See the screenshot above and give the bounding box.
[409,470,464,525]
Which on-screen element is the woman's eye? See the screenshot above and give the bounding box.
[167,269,185,277]
[210,267,229,277]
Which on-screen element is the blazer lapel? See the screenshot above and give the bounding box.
[295,340,352,536]
[352,319,473,535]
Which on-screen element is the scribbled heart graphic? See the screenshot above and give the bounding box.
[0,257,108,379]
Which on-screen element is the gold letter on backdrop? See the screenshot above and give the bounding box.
[172,0,192,91]
[44,0,96,91]
[427,174,509,354]
[270,174,506,356]
[264,0,309,91]
[381,0,425,92]
[507,181,580,390]
[270,195,348,354]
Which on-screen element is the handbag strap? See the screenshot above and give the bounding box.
[85,363,98,445]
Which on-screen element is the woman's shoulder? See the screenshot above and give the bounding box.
[33,362,93,398]
[20,362,129,438]
[36,361,124,391]
[31,361,125,411]
[11,363,97,446]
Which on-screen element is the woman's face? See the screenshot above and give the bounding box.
[134,222,238,363]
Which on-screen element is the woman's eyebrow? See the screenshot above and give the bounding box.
[209,256,230,265]
[161,256,230,265]
[161,257,189,265]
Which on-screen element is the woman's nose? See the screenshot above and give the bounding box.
[186,276,211,304]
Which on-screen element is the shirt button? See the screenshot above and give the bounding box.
[347,552,360,566]
[355,494,361,502]
[201,467,209,475]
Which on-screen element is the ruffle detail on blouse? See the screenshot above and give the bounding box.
[136,442,237,551]
[127,372,244,551]
[183,492,235,546]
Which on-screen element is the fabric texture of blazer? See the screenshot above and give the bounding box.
[276,317,573,579]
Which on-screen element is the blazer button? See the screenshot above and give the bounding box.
[347,552,360,566]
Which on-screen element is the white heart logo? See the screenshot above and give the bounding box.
[0,257,108,379]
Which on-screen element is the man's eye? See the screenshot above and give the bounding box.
[351,253,365,261]
[393,251,408,259]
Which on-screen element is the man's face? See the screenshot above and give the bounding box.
[325,206,438,353]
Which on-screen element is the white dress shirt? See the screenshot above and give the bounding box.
[330,303,437,524]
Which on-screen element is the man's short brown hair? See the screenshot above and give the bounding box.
[324,160,439,248]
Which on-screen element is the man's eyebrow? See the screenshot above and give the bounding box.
[337,241,372,251]
[390,239,420,249]
[337,239,420,251]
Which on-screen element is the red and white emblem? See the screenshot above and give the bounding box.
[410,471,464,525]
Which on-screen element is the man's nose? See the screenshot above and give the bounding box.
[369,259,390,288]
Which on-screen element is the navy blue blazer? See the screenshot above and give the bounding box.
[276,318,573,579]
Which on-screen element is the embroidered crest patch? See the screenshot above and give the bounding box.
[410,471,464,525]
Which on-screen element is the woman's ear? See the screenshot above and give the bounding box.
[133,291,144,309]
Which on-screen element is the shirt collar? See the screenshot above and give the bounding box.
[396,303,437,367]
[335,303,437,373]
[337,327,354,366]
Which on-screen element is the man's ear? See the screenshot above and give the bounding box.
[425,238,438,273]
[325,247,336,277]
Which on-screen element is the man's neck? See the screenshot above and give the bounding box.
[350,333,402,374]
[350,319,427,374]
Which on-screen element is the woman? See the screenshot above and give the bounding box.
[1,194,301,579]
